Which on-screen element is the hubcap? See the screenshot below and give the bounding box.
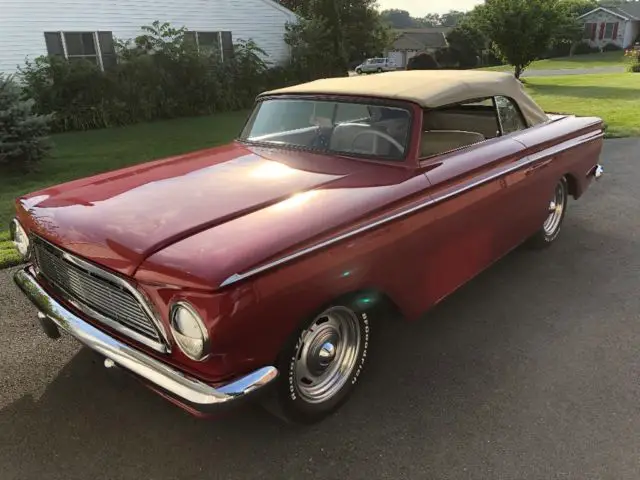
[293,307,361,404]
[543,182,566,236]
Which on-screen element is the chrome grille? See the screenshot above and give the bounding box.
[32,237,163,345]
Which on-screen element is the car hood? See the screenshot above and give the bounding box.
[18,142,423,278]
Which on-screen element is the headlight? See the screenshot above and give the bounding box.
[170,302,210,361]
[9,219,30,258]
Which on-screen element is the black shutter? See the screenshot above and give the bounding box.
[184,31,197,49]
[98,31,117,69]
[44,32,64,56]
[221,31,234,61]
[98,31,115,54]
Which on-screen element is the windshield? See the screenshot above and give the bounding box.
[240,98,412,161]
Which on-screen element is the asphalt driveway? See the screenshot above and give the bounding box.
[1,139,638,480]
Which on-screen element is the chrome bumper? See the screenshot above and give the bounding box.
[14,266,278,413]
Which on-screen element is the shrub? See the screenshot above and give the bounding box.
[544,41,572,59]
[572,41,600,55]
[406,53,440,70]
[602,42,623,52]
[19,21,306,133]
[629,63,640,73]
[0,74,52,171]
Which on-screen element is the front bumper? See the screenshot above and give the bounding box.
[14,266,278,414]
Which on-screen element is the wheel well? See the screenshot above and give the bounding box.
[565,173,579,199]
[339,288,404,320]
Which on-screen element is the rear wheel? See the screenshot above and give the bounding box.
[376,67,383,73]
[263,300,371,424]
[527,177,569,249]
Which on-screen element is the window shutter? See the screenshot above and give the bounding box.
[184,31,197,48]
[613,22,619,39]
[591,23,597,40]
[44,32,64,56]
[98,32,115,54]
[221,31,234,61]
[98,31,117,69]
[599,22,605,40]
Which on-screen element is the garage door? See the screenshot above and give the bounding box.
[388,50,404,68]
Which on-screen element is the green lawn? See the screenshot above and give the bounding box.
[482,51,627,72]
[525,73,640,137]
[0,110,249,268]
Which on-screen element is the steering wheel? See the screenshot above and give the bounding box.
[350,129,404,155]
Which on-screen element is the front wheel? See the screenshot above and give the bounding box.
[355,68,362,75]
[527,176,569,249]
[264,301,371,424]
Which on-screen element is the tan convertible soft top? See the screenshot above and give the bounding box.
[262,70,549,127]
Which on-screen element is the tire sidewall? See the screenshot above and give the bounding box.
[543,177,569,244]
[277,302,371,423]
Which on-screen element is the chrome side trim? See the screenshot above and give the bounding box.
[33,236,171,353]
[220,129,604,288]
[14,267,278,411]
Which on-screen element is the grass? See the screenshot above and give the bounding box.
[525,73,640,138]
[481,51,627,72]
[0,230,22,268]
[0,110,249,268]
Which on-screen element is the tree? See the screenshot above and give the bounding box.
[441,10,467,27]
[285,0,390,78]
[421,13,443,27]
[380,9,416,28]
[562,0,598,16]
[474,0,576,78]
[0,74,52,171]
[445,17,488,68]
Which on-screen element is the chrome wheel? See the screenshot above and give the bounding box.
[293,307,362,404]
[543,181,567,237]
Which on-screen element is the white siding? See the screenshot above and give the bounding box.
[0,0,296,74]
[624,20,640,48]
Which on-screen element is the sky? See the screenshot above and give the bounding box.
[376,0,484,16]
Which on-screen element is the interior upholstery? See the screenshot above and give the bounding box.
[423,110,499,139]
[420,130,486,157]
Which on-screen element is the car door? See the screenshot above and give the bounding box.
[416,98,541,305]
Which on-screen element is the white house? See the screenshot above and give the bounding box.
[0,0,296,74]
[578,3,640,49]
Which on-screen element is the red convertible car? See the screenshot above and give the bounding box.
[12,71,604,424]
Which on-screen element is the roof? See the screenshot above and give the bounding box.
[579,4,640,20]
[391,31,448,50]
[262,70,549,126]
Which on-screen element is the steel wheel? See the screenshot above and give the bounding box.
[293,306,362,404]
[543,180,567,237]
[527,176,569,249]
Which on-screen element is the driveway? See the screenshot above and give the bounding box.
[1,139,639,480]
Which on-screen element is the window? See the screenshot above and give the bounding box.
[184,31,234,60]
[604,22,617,39]
[241,99,411,161]
[494,96,527,134]
[44,31,116,70]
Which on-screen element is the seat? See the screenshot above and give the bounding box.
[420,130,486,157]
